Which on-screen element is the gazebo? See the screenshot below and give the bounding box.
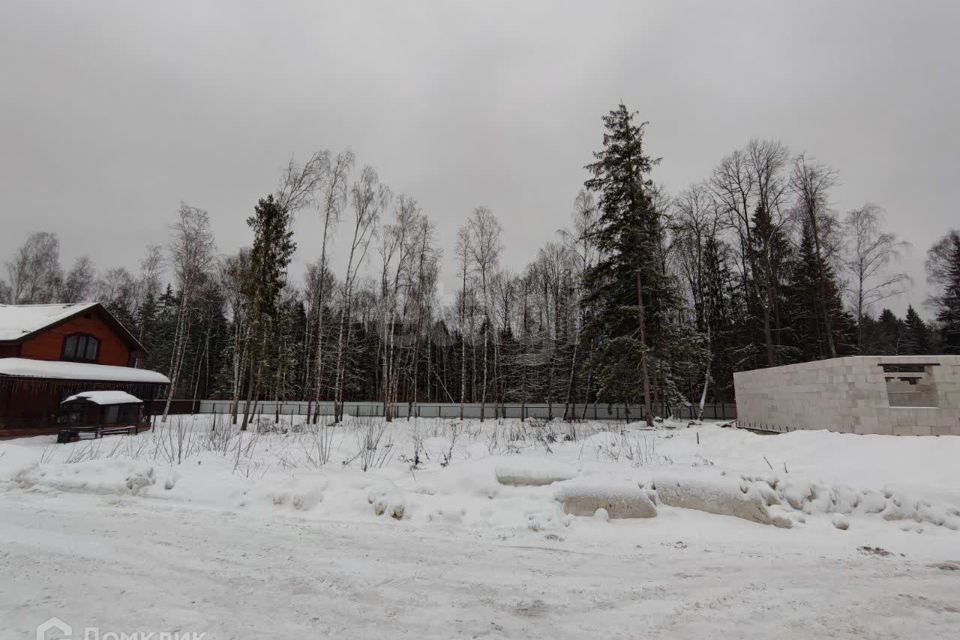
[58,390,147,443]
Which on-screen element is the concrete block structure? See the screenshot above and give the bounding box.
[734,356,960,436]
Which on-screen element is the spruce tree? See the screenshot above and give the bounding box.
[859,310,904,355]
[749,203,793,366]
[581,105,708,420]
[934,233,960,352]
[583,104,667,424]
[241,194,296,428]
[699,234,744,403]
[876,308,903,354]
[901,306,933,355]
[784,224,853,361]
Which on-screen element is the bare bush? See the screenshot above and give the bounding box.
[348,418,394,471]
[441,421,462,466]
[304,417,336,468]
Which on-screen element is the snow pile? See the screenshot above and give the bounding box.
[495,458,578,486]
[773,476,960,530]
[368,483,407,519]
[652,472,793,528]
[262,479,325,512]
[1,416,958,537]
[648,471,960,531]
[557,480,658,518]
[15,459,156,495]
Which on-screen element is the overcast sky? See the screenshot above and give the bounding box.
[1,1,957,314]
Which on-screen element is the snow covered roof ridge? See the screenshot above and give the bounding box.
[0,358,170,384]
[0,302,98,341]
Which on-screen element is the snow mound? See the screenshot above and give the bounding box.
[765,476,960,530]
[368,485,407,520]
[266,485,324,512]
[495,458,578,486]
[652,473,792,528]
[557,480,658,518]
[14,460,156,496]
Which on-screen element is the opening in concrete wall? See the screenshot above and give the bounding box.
[881,363,939,408]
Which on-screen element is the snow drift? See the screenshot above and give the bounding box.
[14,460,156,495]
[495,458,578,486]
[652,472,793,528]
[557,481,658,518]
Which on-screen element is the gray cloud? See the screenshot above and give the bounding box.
[1,0,957,313]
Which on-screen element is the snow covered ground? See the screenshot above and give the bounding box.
[1,416,958,639]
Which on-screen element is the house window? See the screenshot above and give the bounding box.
[62,333,100,362]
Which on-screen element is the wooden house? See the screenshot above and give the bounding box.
[0,303,169,438]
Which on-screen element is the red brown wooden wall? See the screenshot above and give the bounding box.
[18,314,131,366]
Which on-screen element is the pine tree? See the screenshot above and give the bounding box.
[241,194,296,428]
[146,285,180,376]
[784,224,854,361]
[858,311,904,355]
[701,234,738,402]
[877,308,903,354]
[748,203,793,366]
[933,233,960,352]
[901,306,933,355]
[582,105,707,421]
[583,104,667,425]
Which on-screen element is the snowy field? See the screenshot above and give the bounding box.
[1,416,959,639]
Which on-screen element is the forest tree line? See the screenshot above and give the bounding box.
[3,104,959,424]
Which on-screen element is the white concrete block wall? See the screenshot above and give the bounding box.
[734,356,960,436]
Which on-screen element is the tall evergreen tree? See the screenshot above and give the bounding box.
[859,309,903,355]
[241,194,296,428]
[583,105,705,423]
[784,223,854,361]
[900,305,932,355]
[701,234,739,402]
[582,105,664,424]
[929,232,960,353]
[749,203,793,365]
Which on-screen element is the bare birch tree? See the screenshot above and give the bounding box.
[377,195,416,421]
[220,249,251,423]
[843,204,910,348]
[163,204,215,422]
[6,232,63,304]
[310,150,353,422]
[454,226,472,420]
[61,256,97,303]
[466,207,502,421]
[332,166,390,422]
[710,140,789,366]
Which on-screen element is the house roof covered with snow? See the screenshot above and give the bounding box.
[62,390,143,406]
[0,302,98,341]
[0,358,170,384]
[0,302,147,353]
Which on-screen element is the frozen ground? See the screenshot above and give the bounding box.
[1,415,958,639]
